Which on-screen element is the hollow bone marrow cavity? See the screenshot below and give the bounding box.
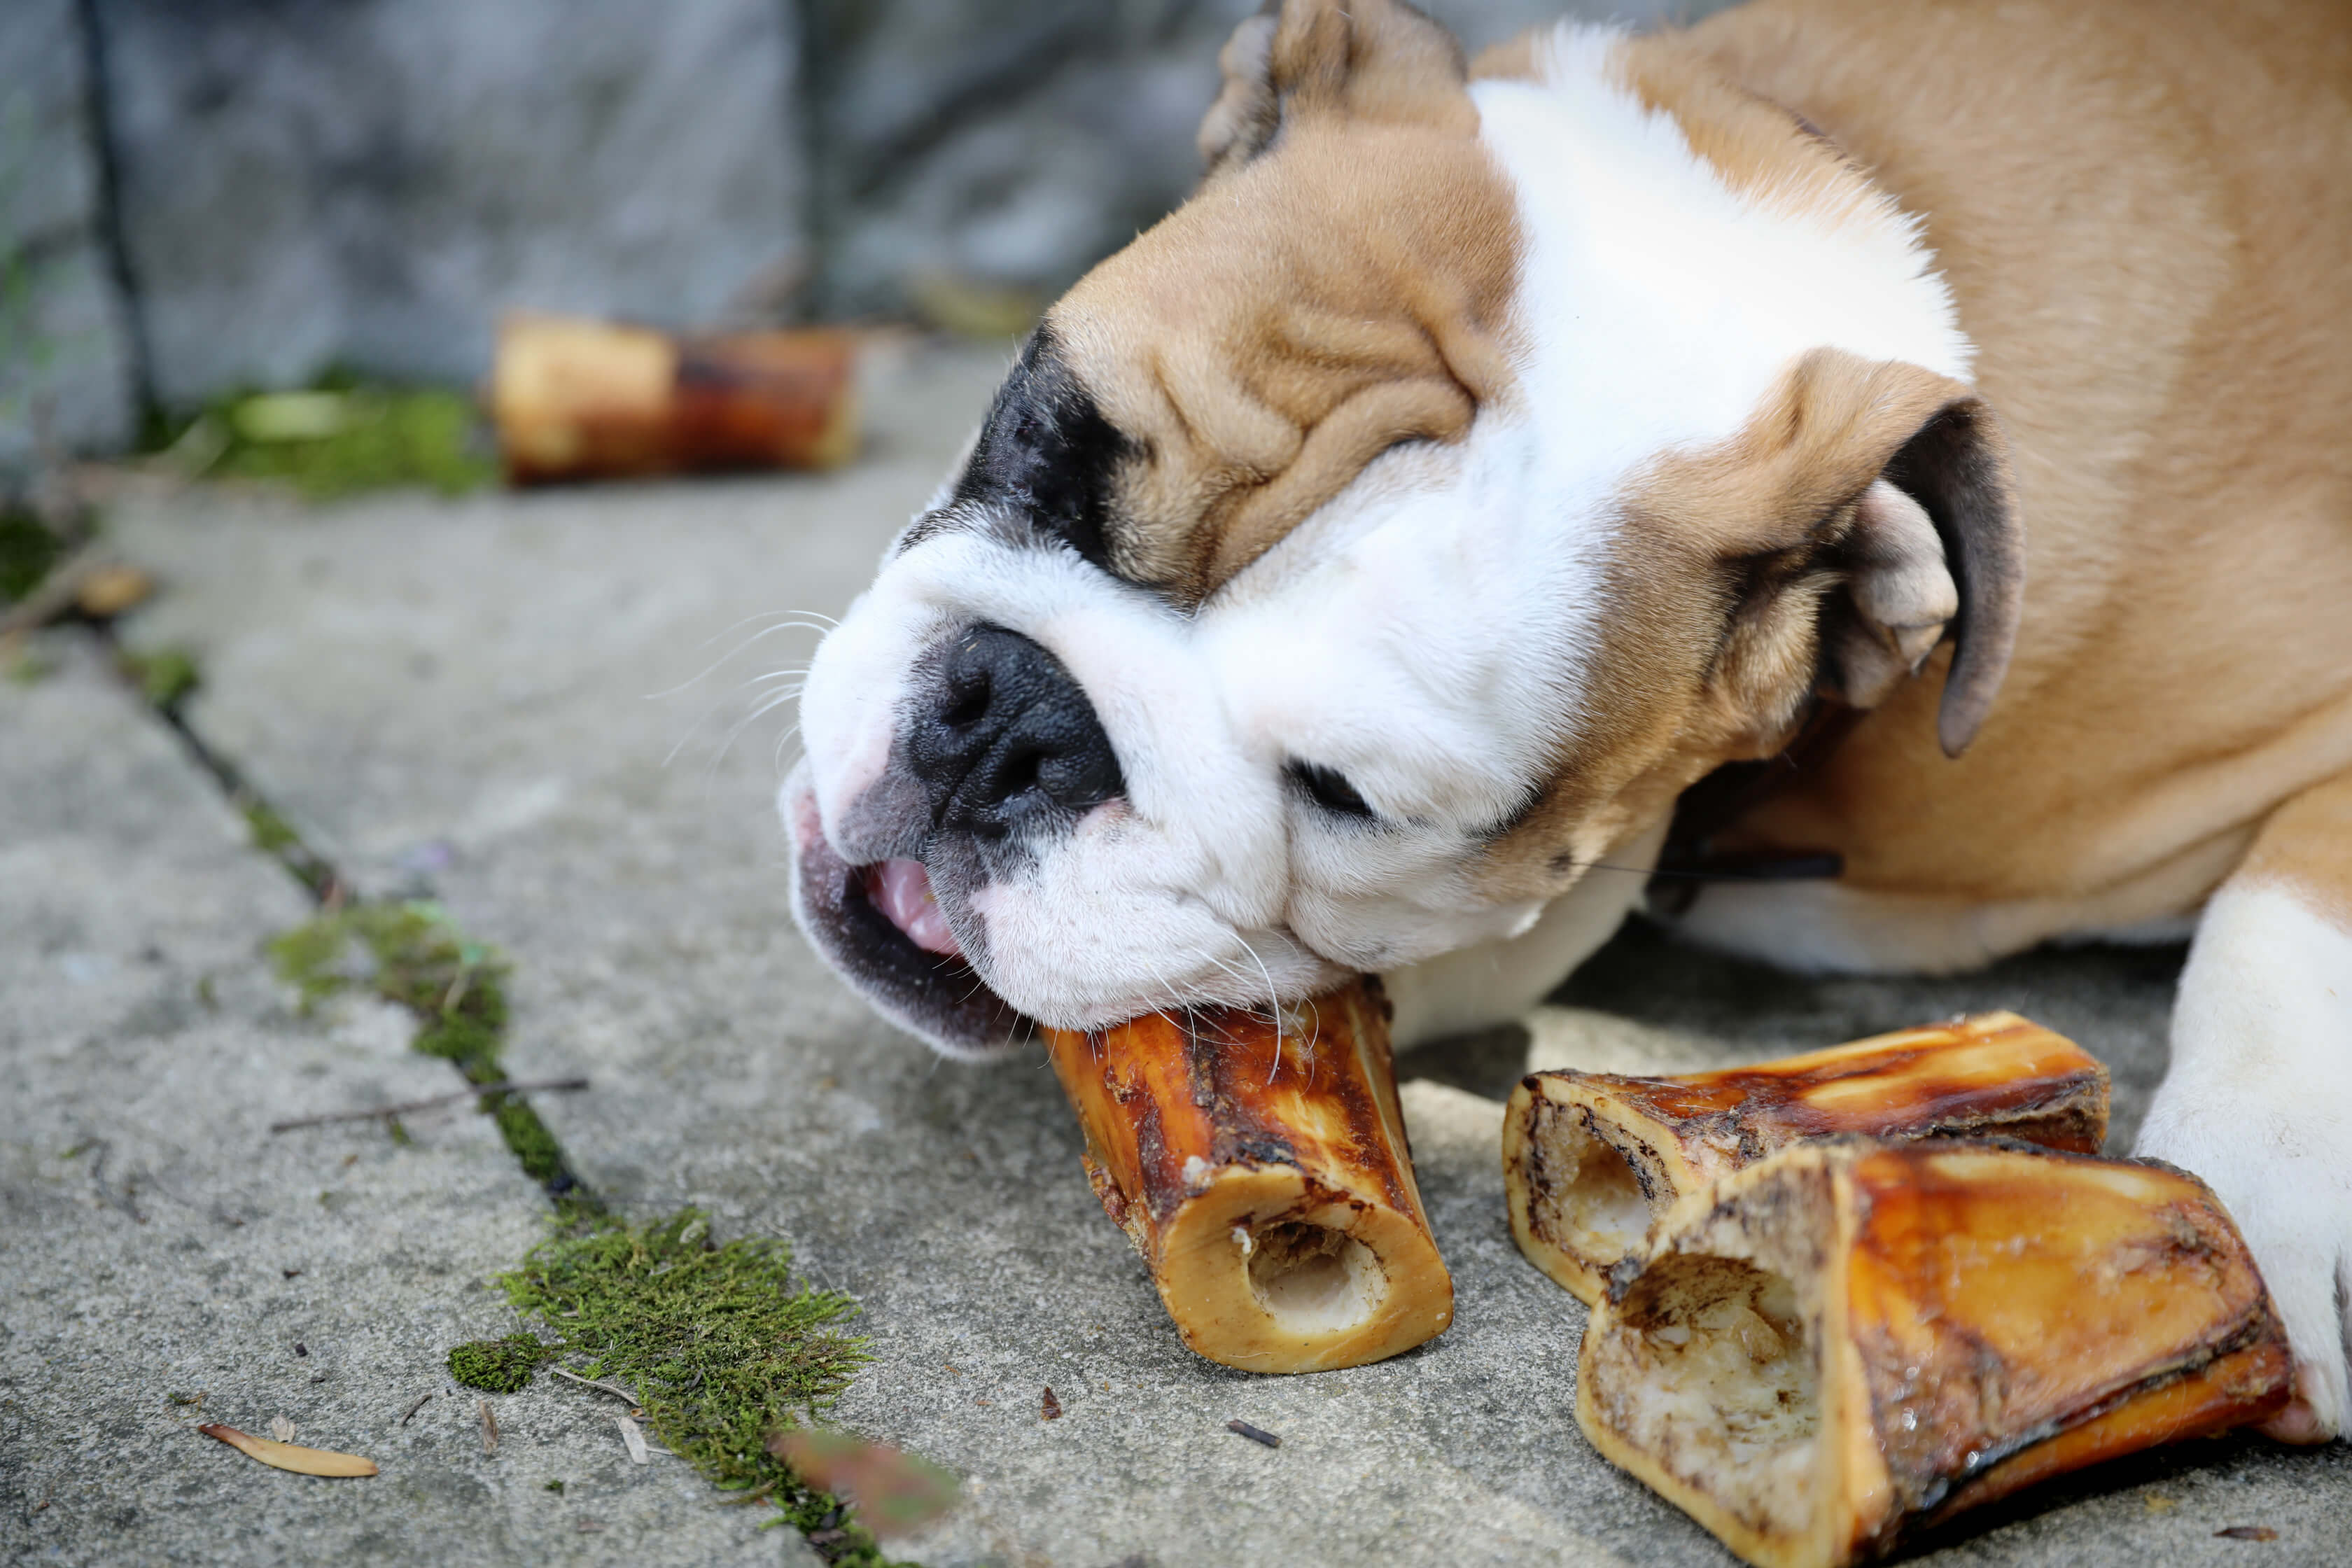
[1504,1012,2109,1305]
[1576,1138,2292,1568]
[1043,980,1452,1373]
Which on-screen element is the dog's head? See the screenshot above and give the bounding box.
[785,1,2022,1058]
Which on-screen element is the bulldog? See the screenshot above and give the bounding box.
[784,0,2352,1441]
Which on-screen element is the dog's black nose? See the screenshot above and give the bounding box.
[909,626,1123,837]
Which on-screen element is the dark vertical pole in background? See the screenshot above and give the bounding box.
[785,0,834,324]
[69,0,155,433]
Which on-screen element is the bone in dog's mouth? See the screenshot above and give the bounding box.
[784,774,1035,1057]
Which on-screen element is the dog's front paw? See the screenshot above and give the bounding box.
[2138,1084,2352,1442]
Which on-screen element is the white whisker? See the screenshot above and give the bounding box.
[1233,936,1285,1088]
[642,618,832,701]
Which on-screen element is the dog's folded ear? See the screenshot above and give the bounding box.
[1821,477,1960,713]
[1643,350,2023,758]
[1198,0,1473,178]
[1796,368,2024,757]
[1865,394,2023,757]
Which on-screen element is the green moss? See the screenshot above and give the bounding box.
[115,645,201,710]
[0,500,59,604]
[268,901,509,1035]
[490,1211,910,1564]
[233,797,338,904]
[267,900,594,1212]
[154,383,496,501]
[244,800,302,858]
[489,1094,566,1185]
[447,1333,551,1394]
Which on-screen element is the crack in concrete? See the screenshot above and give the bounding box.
[92,620,603,1215]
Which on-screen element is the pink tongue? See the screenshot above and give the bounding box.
[867,858,963,958]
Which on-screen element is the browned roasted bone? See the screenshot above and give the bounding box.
[493,314,858,482]
[1042,980,1452,1373]
[1576,1139,2292,1568]
[1504,1012,2107,1304]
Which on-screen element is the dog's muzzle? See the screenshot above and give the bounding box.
[786,625,1125,1058]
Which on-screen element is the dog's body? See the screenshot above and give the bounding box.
[788,0,2352,1440]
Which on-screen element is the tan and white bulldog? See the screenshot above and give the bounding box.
[785,0,2352,1439]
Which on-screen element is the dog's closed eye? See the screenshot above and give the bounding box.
[1289,760,1376,819]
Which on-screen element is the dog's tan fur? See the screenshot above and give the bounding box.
[1049,0,1518,602]
[1445,0,2352,939]
[1619,0,2352,941]
[1482,349,2018,903]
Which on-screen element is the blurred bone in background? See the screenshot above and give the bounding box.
[1,0,1727,468]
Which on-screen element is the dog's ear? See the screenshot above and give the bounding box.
[1648,351,2022,757]
[1197,0,1472,178]
[1858,396,2022,755]
[1819,478,1959,712]
[1820,402,2021,755]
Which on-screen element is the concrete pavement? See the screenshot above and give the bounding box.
[6,336,2343,1565]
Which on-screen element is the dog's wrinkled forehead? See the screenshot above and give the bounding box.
[904,1,1520,607]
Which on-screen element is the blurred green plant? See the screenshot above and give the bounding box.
[114,643,200,709]
[152,377,496,500]
[0,498,58,603]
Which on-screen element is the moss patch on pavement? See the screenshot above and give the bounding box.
[447,1333,553,1394]
[268,900,596,1210]
[114,645,200,710]
[490,1210,909,1565]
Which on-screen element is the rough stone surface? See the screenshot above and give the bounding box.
[0,0,136,463]
[59,0,1746,418]
[808,0,1733,319]
[0,642,816,1564]
[95,0,807,405]
[92,336,2351,1564]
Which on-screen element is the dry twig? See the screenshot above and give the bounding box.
[550,1366,640,1409]
[270,1077,589,1133]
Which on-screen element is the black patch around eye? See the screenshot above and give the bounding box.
[946,323,1133,571]
[1288,761,1376,819]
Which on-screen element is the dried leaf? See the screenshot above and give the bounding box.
[1040,1387,1062,1422]
[614,1414,650,1465]
[199,1423,377,1477]
[74,564,153,620]
[478,1399,498,1455]
[2216,1526,2279,1542]
[769,1428,958,1538]
[270,1415,295,1443]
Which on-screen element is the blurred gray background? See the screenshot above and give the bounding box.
[1,0,1727,467]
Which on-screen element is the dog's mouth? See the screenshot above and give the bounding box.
[863,858,963,959]
[784,772,1036,1059]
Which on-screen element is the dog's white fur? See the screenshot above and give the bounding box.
[2141,881,2352,1436]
